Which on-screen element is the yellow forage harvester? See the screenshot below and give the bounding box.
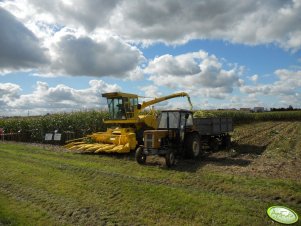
[65,92,193,153]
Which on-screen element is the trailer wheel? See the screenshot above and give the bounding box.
[221,135,231,149]
[185,133,201,158]
[135,147,146,164]
[209,137,219,152]
[165,151,175,167]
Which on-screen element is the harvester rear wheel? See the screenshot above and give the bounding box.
[135,147,146,164]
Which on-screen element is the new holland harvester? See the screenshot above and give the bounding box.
[64,92,193,153]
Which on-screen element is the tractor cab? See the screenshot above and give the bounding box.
[102,92,139,120]
[158,110,193,130]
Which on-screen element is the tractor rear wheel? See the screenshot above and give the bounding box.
[165,151,175,167]
[135,147,146,164]
[185,133,201,158]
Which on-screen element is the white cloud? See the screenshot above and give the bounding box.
[45,33,144,77]
[110,0,301,50]
[2,0,301,50]
[249,74,258,83]
[0,7,49,72]
[1,0,301,111]
[0,2,145,79]
[140,85,162,97]
[241,69,301,95]
[24,0,119,31]
[0,80,121,116]
[0,83,21,107]
[145,51,241,99]
[123,66,145,81]
[240,69,301,107]
[145,52,204,76]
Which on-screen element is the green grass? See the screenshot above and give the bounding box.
[1,121,301,226]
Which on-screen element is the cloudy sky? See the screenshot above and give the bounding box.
[1,0,301,116]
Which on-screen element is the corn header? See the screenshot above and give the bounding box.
[65,92,193,153]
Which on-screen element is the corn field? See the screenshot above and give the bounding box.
[194,110,301,124]
[0,111,109,143]
[0,110,301,143]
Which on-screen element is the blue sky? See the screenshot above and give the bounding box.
[1,0,301,116]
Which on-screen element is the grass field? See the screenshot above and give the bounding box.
[0,121,301,225]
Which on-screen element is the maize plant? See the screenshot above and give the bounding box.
[194,110,301,124]
[1,110,301,143]
[0,110,109,143]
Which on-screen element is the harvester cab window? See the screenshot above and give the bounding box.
[107,96,138,120]
[127,98,138,118]
[123,97,130,116]
[130,98,138,107]
[107,98,126,120]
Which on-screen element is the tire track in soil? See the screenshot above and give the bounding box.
[233,121,283,143]
[249,122,301,181]
[241,122,294,146]
[253,121,299,154]
[226,122,301,183]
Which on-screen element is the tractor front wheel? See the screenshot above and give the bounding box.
[135,147,146,164]
[165,151,175,167]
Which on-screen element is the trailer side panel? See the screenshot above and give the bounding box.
[193,117,233,135]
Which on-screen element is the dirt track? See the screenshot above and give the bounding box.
[199,121,301,180]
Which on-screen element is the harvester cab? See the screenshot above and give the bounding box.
[102,92,138,121]
[65,92,193,154]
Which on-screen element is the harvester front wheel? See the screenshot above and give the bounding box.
[135,147,146,164]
